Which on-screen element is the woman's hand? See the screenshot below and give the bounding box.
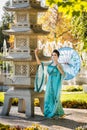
[57,62,60,67]
[55,61,59,66]
[57,62,65,75]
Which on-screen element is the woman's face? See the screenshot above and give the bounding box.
[51,52,58,61]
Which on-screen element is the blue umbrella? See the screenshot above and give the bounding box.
[58,47,81,80]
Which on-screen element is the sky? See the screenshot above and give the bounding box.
[0,0,8,21]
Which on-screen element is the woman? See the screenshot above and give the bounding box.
[34,48,65,118]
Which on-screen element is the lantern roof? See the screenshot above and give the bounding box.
[4,2,48,12]
[1,53,50,61]
[3,27,50,36]
[1,55,31,61]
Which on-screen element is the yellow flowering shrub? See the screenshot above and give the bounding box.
[0,123,49,130]
[34,98,40,106]
[75,125,87,130]
[0,123,10,130]
[24,124,48,130]
[11,98,39,106]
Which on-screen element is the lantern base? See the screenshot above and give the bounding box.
[1,88,44,117]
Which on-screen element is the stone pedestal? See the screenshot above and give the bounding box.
[1,89,44,117]
[1,0,49,118]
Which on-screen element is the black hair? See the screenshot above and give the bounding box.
[52,49,60,57]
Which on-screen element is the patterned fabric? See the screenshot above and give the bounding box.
[58,47,81,80]
[34,62,65,118]
[44,63,64,118]
[34,63,45,92]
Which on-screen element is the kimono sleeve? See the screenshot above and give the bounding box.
[41,60,52,66]
[34,62,48,92]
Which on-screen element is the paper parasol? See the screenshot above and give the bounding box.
[58,47,81,80]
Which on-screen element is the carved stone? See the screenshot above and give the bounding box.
[1,0,49,117]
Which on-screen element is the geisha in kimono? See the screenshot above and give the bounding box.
[34,48,66,118]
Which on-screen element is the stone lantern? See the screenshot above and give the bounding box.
[1,0,49,117]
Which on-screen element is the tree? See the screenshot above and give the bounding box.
[46,0,87,17]
[40,6,79,47]
[0,0,13,52]
[46,0,87,52]
[71,12,87,52]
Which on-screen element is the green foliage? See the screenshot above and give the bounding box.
[2,11,13,26]
[46,0,87,52]
[12,98,18,106]
[0,20,9,52]
[62,100,87,109]
[0,1,13,51]
[82,12,87,50]
[0,123,10,130]
[71,16,83,40]
[47,0,87,17]
[71,12,87,51]
[1,0,13,25]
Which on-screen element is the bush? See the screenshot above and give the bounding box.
[34,98,39,106]
[62,100,87,109]
[62,86,83,92]
[0,123,10,130]
[12,98,40,106]
[12,98,18,106]
[61,92,87,109]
